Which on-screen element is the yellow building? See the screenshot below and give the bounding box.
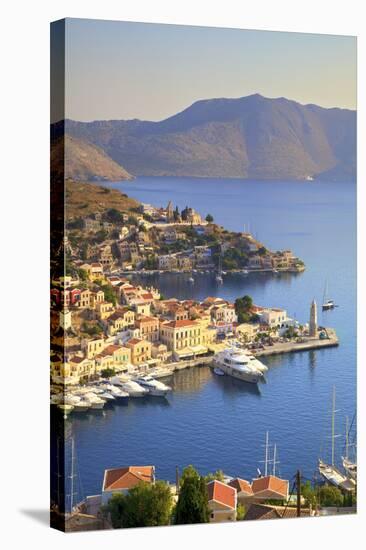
[207,480,237,523]
[95,301,115,320]
[84,337,105,359]
[160,320,207,360]
[107,308,135,335]
[235,322,258,342]
[126,338,152,365]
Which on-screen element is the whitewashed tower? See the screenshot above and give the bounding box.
[309,299,317,337]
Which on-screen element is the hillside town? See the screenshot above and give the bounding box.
[64,196,305,275]
[50,262,338,388]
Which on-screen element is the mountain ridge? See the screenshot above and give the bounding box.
[57,94,356,181]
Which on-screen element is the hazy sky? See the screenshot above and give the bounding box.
[62,18,356,122]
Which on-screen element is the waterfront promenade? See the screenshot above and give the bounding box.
[145,329,339,376]
[254,329,339,358]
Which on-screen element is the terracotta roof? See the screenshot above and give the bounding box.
[126,338,143,346]
[244,504,281,521]
[228,478,253,495]
[103,345,123,354]
[251,476,289,499]
[164,320,198,329]
[103,466,154,491]
[245,504,310,521]
[207,480,236,510]
[70,356,85,364]
[136,316,159,324]
[141,293,154,300]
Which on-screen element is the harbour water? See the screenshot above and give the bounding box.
[64,177,356,502]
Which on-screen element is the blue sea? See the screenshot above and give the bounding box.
[61,177,357,504]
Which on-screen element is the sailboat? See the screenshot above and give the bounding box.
[322,280,335,310]
[342,415,357,481]
[318,387,355,492]
[215,251,223,284]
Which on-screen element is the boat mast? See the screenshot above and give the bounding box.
[265,431,269,476]
[331,386,338,466]
[272,443,279,476]
[323,280,328,304]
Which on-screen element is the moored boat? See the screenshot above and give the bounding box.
[134,375,172,397]
[212,347,265,384]
[121,380,148,397]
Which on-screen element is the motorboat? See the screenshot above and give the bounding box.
[242,269,249,275]
[213,367,225,376]
[73,399,91,412]
[107,385,129,403]
[99,392,116,403]
[134,375,172,397]
[121,380,148,397]
[188,276,195,283]
[244,350,268,373]
[212,348,265,384]
[148,367,173,379]
[83,392,105,409]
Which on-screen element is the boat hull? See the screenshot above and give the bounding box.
[213,360,262,384]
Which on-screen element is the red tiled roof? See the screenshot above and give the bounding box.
[141,293,154,300]
[103,466,154,491]
[103,345,123,354]
[126,338,143,346]
[69,356,84,364]
[228,478,253,495]
[207,480,236,509]
[163,320,198,329]
[251,476,288,498]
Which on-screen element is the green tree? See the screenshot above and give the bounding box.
[175,465,209,525]
[236,503,246,520]
[301,481,317,508]
[101,284,117,306]
[103,481,173,528]
[77,268,88,281]
[204,469,225,483]
[319,485,343,507]
[235,295,254,323]
[100,367,115,378]
[105,208,123,223]
[205,214,214,223]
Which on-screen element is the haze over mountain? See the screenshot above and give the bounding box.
[60,94,356,181]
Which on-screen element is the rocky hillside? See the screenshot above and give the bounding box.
[51,134,134,182]
[65,180,139,221]
[62,94,356,181]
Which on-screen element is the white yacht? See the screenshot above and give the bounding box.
[244,350,268,373]
[134,375,172,397]
[83,392,105,409]
[121,380,148,397]
[212,348,265,384]
[106,385,129,403]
